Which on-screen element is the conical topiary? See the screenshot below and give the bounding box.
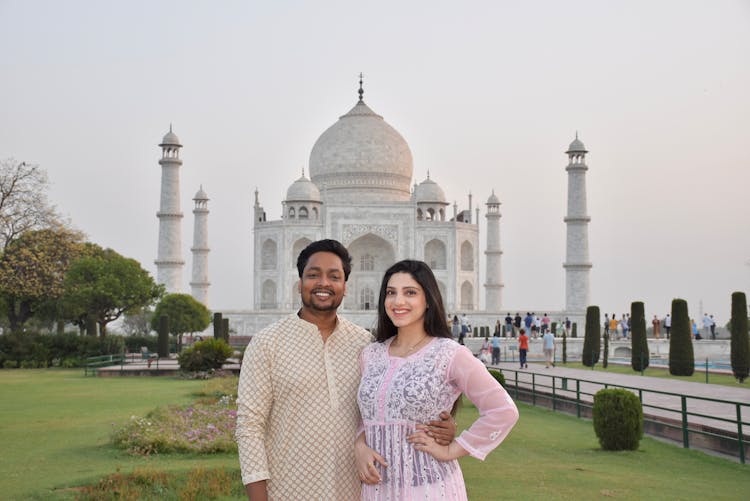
[583,306,601,367]
[631,302,650,372]
[730,292,749,383]
[669,299,694,376]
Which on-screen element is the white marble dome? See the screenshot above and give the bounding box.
[309,100,413,203]
[415,176,447,204]
[566,136,587,153]
[160,129,181,146]
[193,185,209,200]
[286,172,321,202]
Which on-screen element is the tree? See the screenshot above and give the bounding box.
[730,292,749,383]
[61,247,163,336]
[151,294,211,349]
[669,299,694,376]
[0,228,85,332]
[122,308,154,337]
[582,306,601,367]
[0,158,60,250]
[630,301,650,372]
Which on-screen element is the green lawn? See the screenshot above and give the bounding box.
[551,361,749,388]
[1,369,748,500]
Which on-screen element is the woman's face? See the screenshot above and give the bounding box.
[384,272,428,332]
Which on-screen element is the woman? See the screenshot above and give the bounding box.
[355,260,519,500]
[451,314,460,339]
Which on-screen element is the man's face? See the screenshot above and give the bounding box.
[299,251,347,312]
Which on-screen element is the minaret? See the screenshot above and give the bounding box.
[155,125,184,293]
[190,186,210,306]
[563,133,592,314]
[484,190,503,311]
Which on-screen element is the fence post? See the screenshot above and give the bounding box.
[681,396,689,449]
[737,404,745,465]
[552,376,557,411]
[705,358,709,384]
[576,380,581,418]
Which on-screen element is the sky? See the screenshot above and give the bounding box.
[1,0,749,323]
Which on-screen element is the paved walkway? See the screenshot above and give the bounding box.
[491,361,749,437]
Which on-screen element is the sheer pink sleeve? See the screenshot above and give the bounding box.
[448,345,519,460]
[355,348,366,438]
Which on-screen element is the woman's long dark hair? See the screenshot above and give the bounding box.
[375,260,452,343]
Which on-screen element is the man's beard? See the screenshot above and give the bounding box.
[301,293,343,312]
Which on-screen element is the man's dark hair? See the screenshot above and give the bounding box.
[296,239,352,280]
[375,259,451,342]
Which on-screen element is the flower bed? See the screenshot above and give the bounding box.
[111,377,238,455]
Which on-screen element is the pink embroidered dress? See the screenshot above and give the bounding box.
[357,337,519,500]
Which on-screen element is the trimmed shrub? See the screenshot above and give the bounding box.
[551,322,557,335]
[157,315,170,358]
[213,312,223,340]
[593,388,643,451]
[571,322,578,338]
[488,368,506,388]
[582,306,600,367]
[562,331,567,364]
[178,338,233,372]
[630,301,650,372]
[730,292,749,383]
[669,299,694,376]
[222,318,230,343]
[602,332,609,368]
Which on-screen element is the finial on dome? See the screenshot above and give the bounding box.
[427,169,431,180]
[575,130,578,140]
[301,166,305,178]
[170,123,173,133]
[358,72,364,103]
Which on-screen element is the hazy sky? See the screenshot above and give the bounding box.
[2,0,748,322]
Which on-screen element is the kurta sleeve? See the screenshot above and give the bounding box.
[235,333,273,485]
[448,345,519,460]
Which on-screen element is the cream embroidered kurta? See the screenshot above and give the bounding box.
[236,313,372,500]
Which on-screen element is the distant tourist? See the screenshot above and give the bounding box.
[451,315,460,339]
[709,315,716,339]
[505,313,513,337]
[604,313,610,337]
[652,315,660,338]
[491,333,501,365]
[664,314,672,339]
[518,329,529,369]
[542,329,555,368]
[702,314,712,340]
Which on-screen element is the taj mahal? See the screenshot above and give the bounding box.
[154,78,592,335]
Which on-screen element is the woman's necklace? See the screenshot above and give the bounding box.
[394,335,429,354]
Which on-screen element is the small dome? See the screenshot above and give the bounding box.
[193,185,209,200]
[566,135,587,153]
[415,176,447,204]
[286,173,321,202]
[487,190,500,205]
[160,127,181,147]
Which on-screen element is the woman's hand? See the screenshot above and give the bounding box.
[354,434,388,485]
[407,431,468,462]
[411,411,456,445]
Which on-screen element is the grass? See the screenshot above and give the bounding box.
[551,361,749,388]
[1,369,748,500]
[0,369,238,500]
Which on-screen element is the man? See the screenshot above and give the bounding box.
[491,332,501,365]
[652,315,660,339]
[542,329,555,368]
[514,312,522,337]
[236,240,455,500]
[504,313,513,337]
[664,314,672,339]
[709,315,716,340]
[702,314,712,340]
[603,313,610,337]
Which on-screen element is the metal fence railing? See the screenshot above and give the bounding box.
[500,369,749,464]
